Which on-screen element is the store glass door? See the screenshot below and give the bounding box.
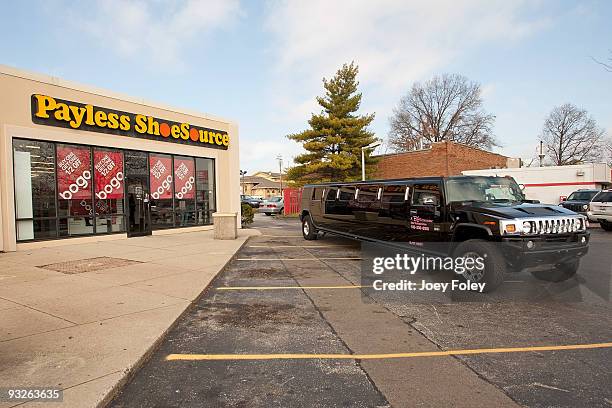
[125,151,151,237]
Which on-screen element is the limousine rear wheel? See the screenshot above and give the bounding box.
[454,239,505,292]
[302,215,318,240]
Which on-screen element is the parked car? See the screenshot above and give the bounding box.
[240,194,262,208]
[558,189,600,213]
[299,176,589,292]
[587,189,612,231]
[260,196,284,216]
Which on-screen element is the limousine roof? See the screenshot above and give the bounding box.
[303,175,511,188]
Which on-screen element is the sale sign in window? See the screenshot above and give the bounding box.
[57,146,92,200]
[150,155,173,200]
[174,158,195,199]
[94,150,124,200]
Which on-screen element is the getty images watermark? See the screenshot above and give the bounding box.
[370,253,487,293]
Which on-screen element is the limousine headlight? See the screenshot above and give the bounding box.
[500,217,587,235]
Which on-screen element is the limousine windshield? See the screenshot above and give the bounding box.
[445,176,524,204]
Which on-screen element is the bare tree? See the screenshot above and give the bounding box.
[591,50,612,72]
[388,74,496,152]
[602,137,612,166]
[541,104,605,165]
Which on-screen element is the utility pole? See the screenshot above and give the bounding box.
[538,141,545,167]
[276,155,283,193]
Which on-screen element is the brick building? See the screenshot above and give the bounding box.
[375,141,517,179]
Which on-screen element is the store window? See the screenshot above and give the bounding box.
[149,153,174,229]
[13,139,215,242]
[93,149,126,234]
[173,156,196,226]
[56,144,94,236]
[195,158,215,225]
[13,140,57,240]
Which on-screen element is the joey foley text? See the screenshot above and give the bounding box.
[31,94,230,149]
[370,254,487,293]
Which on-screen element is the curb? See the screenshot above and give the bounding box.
[98,235,254,408]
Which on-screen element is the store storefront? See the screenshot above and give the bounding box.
[0,65,240,251]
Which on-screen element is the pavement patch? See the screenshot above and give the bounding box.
[38,256,141,274]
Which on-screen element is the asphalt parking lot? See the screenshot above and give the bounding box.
[109,214,612,408]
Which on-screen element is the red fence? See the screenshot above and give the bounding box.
[283,188,302,215]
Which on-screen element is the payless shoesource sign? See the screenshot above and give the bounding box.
[31,94,230,150]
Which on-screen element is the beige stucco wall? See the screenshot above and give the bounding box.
[0,65,241,252]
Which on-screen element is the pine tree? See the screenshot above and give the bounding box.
[287,62,377,184]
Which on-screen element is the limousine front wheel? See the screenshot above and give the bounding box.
[454,240,505,292]
[302,215,318,240]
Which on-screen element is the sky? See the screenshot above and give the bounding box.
[1,0,610,173]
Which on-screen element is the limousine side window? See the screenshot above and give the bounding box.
[411,184,441,206]
[357,185,379,203]
[382,185,407,204]
[338,186,356,201]
[325,187,338,202]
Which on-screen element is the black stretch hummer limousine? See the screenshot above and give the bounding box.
[299,176,590,292]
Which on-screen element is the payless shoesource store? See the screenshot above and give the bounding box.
[0,65,241,252]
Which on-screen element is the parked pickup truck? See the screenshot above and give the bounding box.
[299,176,589,292]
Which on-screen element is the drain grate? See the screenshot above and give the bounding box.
[38,257,142,274]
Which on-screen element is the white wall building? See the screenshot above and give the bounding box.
[463,163,611,205]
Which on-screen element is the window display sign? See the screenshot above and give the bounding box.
[150,155,173,199]
[57,146,91,200]
[31,94,230,150]
[174,158,195,199]
[94,150,124,200]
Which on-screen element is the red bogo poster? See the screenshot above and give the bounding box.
[174,158,195,199]
[57,146,92,200]
[94,150,124,200]
[150,155,173,199]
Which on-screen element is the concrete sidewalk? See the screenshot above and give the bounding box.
[0,229,259,408]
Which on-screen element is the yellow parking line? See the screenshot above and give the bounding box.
[218,285,365,290]
[166,342,612,361]
[236,257,362,261]
[248,245,355,248]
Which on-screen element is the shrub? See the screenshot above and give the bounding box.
[241,203,254,226]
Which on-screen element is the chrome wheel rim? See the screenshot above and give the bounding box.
[461,251,485,282]
[303,221,310,235]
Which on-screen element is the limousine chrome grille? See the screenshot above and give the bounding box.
[500,216,587,235]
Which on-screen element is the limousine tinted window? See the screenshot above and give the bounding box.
[382,185,406,203]
[358,185,379,202]
[325,187,338,201]
[339,186,356,201]
[412,183,441,206]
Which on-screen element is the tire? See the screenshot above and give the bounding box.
[600,222,612,232]
[302,214,318,240]
[264,213,272,216]
[531,259,579,282]
[453,239,505,293]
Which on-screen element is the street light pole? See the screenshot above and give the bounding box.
[538,141,545,167]
[240,170,247,194]
[276,155,283,193]
[361,141,382,181]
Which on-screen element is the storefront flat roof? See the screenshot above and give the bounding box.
[0,64,235,126]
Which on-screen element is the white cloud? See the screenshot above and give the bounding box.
[265,0,549,90]
[263,0,551,124]
[72,0,242,68]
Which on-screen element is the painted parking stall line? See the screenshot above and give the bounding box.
[236,257,362,261]
[165,342,612,361]
[218,285,366,291]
